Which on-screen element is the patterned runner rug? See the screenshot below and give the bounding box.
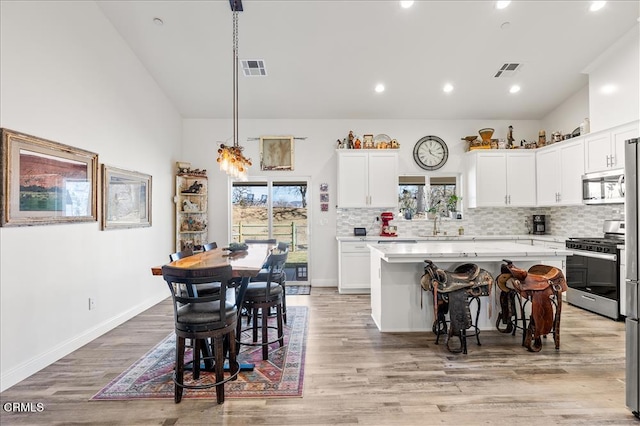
[285,285,310,295]
[91,306,308,400]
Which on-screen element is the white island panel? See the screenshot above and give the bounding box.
[369,241,571,332]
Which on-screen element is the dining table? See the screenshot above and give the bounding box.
[151,243,275,371]
[151,243,273,308]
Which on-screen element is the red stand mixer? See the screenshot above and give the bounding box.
[380,212,397,236]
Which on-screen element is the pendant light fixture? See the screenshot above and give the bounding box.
[217,0,251,180]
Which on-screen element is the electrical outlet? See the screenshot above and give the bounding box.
[89,298,96,311]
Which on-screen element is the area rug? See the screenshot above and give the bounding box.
[285,285,310,295]
[91,306,308,400]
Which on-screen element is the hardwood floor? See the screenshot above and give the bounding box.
[0,288,635,425]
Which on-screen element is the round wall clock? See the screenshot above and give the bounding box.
[413,135,449,171]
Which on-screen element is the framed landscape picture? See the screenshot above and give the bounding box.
[260,136,294,171]
[101,165,152,230]
[0,128,98,227]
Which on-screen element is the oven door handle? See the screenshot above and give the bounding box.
[569,250,617,261]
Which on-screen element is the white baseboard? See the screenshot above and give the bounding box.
[0,293,167,392]
[309,279,337,288]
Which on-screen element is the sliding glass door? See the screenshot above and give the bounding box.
[231,178,309,284]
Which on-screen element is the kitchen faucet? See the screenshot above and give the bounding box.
[432,215,440,236]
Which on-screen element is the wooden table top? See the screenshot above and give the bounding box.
[151,244,273,277]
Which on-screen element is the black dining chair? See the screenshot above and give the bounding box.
[203,242,218,252]
[161,264,240,404]
[236,248,288,360]
[170,248,194,262]
[244,240,290,322]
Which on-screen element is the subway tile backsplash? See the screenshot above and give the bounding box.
[337,204,624,238]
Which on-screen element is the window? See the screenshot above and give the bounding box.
[398,175,460,219]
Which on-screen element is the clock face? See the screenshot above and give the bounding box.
[413,136,449,171]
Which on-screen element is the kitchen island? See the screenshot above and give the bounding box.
[368,241,571,332]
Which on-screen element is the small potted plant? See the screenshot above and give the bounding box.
[446,194,461,218]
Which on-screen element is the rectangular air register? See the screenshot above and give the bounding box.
[494,63,522,78]
[241,60,267,76]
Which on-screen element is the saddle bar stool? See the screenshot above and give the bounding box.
[161,264,240,404]
[236,248,288,361]
[421,260,494,354]
[432,289,488,354]
[495,260,567,352]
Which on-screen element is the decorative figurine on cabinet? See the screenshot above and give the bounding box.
[182,199,199,212]
[182,181,203,194]
[507,125,514,148]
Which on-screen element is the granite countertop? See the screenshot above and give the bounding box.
[368,241,572,262]
[336,234,568,244]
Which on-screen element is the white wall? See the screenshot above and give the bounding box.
[182,118,542,287]
[541,84,590,136]
[585,25,640,132]
[0,1,181,391]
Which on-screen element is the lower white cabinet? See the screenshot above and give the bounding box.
[338,241,371,293]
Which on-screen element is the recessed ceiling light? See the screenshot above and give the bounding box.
[400,1,414,9]
[153,17,164,26]
[509,85,521,94]
[590,1,607,12]
[375,84,385,93]
[600,84,617,94]
[443,83,454,93]
[496,1,511,10]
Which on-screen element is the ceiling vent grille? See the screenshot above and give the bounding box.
[494,63,522,78]
[241,59,267,76]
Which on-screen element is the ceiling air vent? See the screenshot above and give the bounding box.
[241,59,267,77]
[494,63,522,78]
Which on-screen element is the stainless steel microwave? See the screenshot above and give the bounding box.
[582,169,625,205]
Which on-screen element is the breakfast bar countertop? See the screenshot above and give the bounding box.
[336,234,569,244]
[368,240,572,263]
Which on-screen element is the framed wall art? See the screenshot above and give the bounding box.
[101,164,152,230]
[0,128,98,227]
[260,136,294,171]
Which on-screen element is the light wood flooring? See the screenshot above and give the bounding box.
[0,288,635,425]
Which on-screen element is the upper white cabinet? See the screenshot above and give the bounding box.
[584,121,638,173]
[337,150,398,208]
[466,150,536,207]
[536,139,584,206]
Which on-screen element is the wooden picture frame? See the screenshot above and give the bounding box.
[101,164,151,230]
[260,136,294,171]
[0,128,98,227]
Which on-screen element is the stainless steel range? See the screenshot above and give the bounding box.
[565,220,625,320]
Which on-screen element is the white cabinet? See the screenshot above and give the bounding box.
[338,241,371,293]
[584,121,638,173]
[536,140,584,206]
[337,151,398,208]
[466,151,536,207]
[175,174,208,252]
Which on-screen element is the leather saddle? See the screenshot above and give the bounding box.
[421,260,493,353]
[496,260,567,352]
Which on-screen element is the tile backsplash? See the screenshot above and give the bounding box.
[337,204,624,238]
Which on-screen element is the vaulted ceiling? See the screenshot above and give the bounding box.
[97,1,639,120]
